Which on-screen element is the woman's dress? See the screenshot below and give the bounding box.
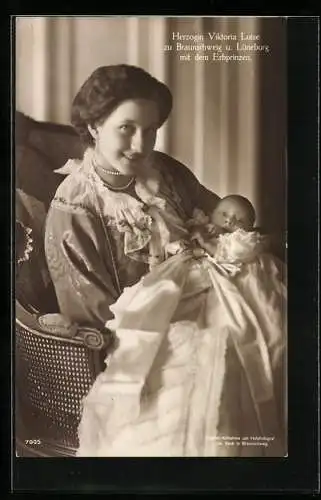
[45,148,286,457]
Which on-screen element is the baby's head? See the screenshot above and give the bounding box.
[212,195,256,232]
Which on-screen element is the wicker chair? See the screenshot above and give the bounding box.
[15,112,112,457]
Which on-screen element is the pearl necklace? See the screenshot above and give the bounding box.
[93,161,136,191]
[102,175,136,191]
[98,165,123,176]
[92,155,123,176]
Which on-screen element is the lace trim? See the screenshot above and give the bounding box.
[51,196,97,217]
[215,229,268,264]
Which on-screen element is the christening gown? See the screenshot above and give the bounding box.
[45,149,287,457]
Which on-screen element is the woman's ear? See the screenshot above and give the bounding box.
[88,124,98,141]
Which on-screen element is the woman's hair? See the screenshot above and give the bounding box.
[71,64,173,146]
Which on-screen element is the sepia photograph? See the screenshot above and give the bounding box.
[15,16,287,459]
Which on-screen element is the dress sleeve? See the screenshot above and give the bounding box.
[44,203,120,329]
[155,151,221,215]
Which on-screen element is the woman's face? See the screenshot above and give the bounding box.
[89,98,160,175]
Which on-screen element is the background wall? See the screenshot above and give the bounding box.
[16,16,287,231]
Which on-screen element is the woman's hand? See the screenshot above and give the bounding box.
[190,229,206,246]
[190,229,218,257]
[191,223,222,244]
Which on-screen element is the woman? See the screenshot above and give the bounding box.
[45,64,286,457]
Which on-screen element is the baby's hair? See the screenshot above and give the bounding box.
[220,195,256,226]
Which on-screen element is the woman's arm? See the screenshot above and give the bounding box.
[44,204,120,329]
[155,151,221,215]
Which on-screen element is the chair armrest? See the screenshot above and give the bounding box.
[16,301,113,351]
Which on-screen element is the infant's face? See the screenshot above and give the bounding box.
[212,199,253,232]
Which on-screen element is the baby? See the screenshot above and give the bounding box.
[162,194,263,267]
[211,194,256,233]
[190,194,256,253]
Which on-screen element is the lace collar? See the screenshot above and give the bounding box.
[55,149,187,263]
[55,148,166,208]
